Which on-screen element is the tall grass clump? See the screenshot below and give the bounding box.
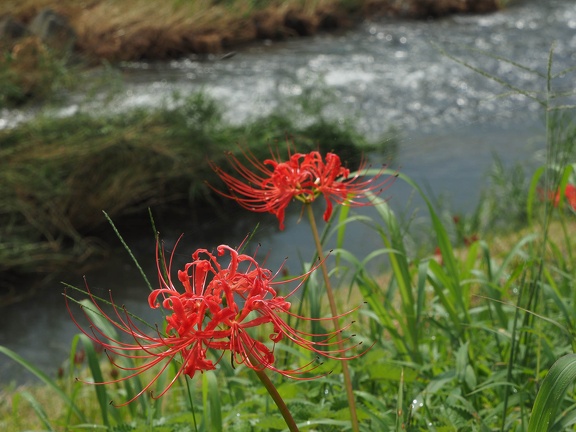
[0,90,389,293]
[0,35,75,108]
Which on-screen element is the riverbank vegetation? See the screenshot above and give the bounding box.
[1,135,575,430]
[0,90,393,298]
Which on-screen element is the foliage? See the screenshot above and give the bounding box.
[0,91,383,287]
[2,153,575,430]
[2,28,576,432]
[0,35,79,109]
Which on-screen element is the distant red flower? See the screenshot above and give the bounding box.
[566,184,576,211]
[539,187,562,207]
[73,349,86,365]
[433,246,443,266]
[66,241,364,405]
[463,234,479,246]
[209,149,395,230]
[538,183,576,210]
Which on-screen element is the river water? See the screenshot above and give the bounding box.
[1,0,575,385]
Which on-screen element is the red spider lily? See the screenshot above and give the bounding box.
[463,234,479,246]
[209,149,395,230]
[566,184,576,211]
[538,187,562,207]
[433,246,443,266]
[65,241,365,405]
[538,183,576,210]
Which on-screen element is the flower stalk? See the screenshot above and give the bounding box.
[305,203,360,432]
[209,148,393,431]
[251,362,300,432]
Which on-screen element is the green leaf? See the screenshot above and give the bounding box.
[455,342,469,385]
[528,353,576,432]
[0,345,86,423]
[257,414,288,430]
[367,362,417,382]
[395,369,405,432]
[78,332,115,426]
[20,390,55,431]
[202,371,222,432]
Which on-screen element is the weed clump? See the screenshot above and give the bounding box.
[0,92,384,289]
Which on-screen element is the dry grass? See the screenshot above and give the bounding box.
[0,0,346,60]
[343,217,576,313]
[71,0,252,59]
[0,0,502,61]
[488,218,576,260]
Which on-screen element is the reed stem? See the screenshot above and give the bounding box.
[252,365,300,432]
[305,204,360,432]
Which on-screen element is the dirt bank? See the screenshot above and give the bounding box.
[1,0,503,62]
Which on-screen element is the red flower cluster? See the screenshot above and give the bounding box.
[562,184,576,210]
[66,242,362,405]
[209,149,395,230]
[539,183,576,211]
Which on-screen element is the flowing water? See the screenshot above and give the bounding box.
[1,0,576,384]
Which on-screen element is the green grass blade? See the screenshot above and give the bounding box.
[528,353,576,432]
[426,259,462,329]
[20,390,55,431]
[365,192,418,357]
[434,43,546,106]
[0,345,86,423]
[550,406,576,432]
[202,370,222,432]
[395,369,405,432]
[355,391,394,429]
[491,234,537,285]
[78,333,114,426]
[527,166,546,225]
[343,246,411,356]
[335,198,352,268]
[465,46,546,78]
[103,210,154,292]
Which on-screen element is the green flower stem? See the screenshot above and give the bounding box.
[305,204,360,432]
[251,364,299,432]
